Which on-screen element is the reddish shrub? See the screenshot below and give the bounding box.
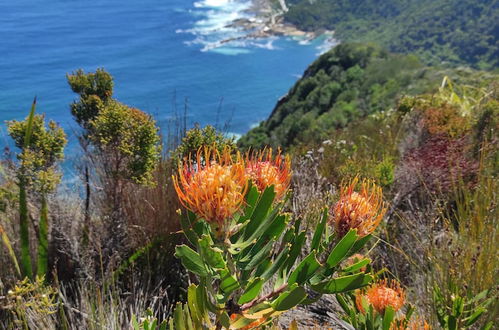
[404,134,478,193]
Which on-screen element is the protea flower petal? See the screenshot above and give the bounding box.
[245,148,291,200]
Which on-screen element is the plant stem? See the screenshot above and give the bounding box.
[19,177,33,279]
[240,284,288,311]
[37,193,49,278]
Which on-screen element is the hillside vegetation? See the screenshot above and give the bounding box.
[1,45,498,328]
[284,0,499,69]
[238,43,498,150]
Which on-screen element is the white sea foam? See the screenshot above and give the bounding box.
[194,0,234,8]
[181,0,260,54]
[316,34,339,55]
[249,122,261,129]
[226,132,242,140]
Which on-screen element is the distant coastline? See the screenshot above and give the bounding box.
[220,0,335,47]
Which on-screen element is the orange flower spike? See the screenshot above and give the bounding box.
[332,177,386,238]
[173,147,248,229]
[355,290,367,314]
[365,279,406,314]
[245,148,291,200]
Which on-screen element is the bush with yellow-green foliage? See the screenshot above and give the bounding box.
[89,99,161,186]
[7,100,67,279]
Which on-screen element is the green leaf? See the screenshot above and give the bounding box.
[180,212,199,246]
[262,213,288,239]
[238,278,264,305]
[240,184,259,221]
[243,185,276,240]
[464,307,486,326]
[262,245,290,281]
[173,302,186,330]
[481,321,494,330]
[187,285,200,325]
[183,304,194,330]
[198,235,226,269]
[175,245,208,277]
[219,311,231,329]
[241,240,273,270]
[342,258,370,273]
[347,234,372,257]
[230,315,258,329]
[281,227,295,245]
[244,208,282,246]
[448,315,457,330]
[310,208,328,251]
[192,218,210,238]
[326,229,358,268]
[312,273,373,294]
[336,294,352,315]
[288,252,321,285]
[197,281,215,317]
[24,97,37,147]
[254,258,272,278]
[272,285,307,311]
[284,231,306,273]
[382,306,395,330]
[219,269,240,294]
[131,315,140,330]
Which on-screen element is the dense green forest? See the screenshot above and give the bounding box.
[284,0,499,69]
[238,43,498,150]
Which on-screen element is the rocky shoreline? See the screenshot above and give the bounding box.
[221,0,334,46]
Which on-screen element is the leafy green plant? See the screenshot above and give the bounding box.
[164,148,389,329]
[67,69,161,260]
[2,276,58,329]
[171,124,236,165]
[433,284,494,330]
[131,309,168,330]
[89,100,161,186]
[6,98,66,279]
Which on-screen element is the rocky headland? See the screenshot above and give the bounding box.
[221,0,334,46]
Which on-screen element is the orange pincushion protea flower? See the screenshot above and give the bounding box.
[245,148,291,200]
[173,147,247,229]
[332,177,386,238]
[356,279,405,314]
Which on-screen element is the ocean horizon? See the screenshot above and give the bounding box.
[0,0,336,158]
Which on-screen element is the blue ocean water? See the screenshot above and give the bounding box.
[0,0,334,152]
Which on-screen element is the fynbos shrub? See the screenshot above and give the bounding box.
[167,147,390,329]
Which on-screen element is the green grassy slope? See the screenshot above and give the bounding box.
[238,43,497,150]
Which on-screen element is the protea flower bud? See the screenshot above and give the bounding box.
[356,279,405,314]
[173,147,247,231]
[332,177,386,238]
[245,148,291,200]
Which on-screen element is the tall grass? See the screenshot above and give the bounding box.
[427,154,498,326]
